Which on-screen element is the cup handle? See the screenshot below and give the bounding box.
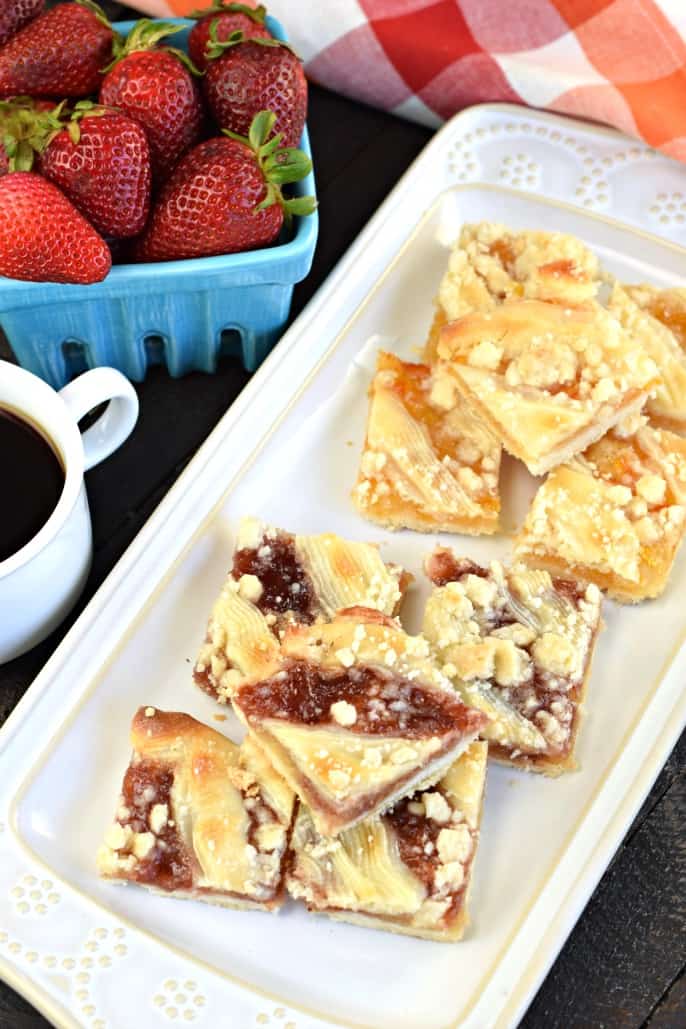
[58,367,139,471]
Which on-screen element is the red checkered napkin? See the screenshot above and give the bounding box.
[131,0,686,161]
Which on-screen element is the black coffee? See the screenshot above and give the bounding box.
[0,407,65,562]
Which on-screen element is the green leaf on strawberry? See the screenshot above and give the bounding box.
[248,108,277,151]
[0,98,65,172]
[224,109,315,226]
[282,195,318,217]
[105,18,202,77]
[205,20,299,61]
[188,1,267,24]
[264,147,313,184]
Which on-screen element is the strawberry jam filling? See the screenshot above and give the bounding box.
[387,791,474,922]
[425,551,489,587]
[232,532,316,622]
[551,577,586,605]
[238,659,480,738]
[121,760,193,890]
[387,797,444,889]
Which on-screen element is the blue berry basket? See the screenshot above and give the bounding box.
[0,16,318,388]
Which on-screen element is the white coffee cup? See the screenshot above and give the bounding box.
[0,361,139,663]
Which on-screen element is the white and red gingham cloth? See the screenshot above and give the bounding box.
[128,0,686,161]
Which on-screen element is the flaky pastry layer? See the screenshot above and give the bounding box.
[97,708,295,910]
[609,284,686,433]
[423,551,602,775]
[287,741,488,941]
[424,222,603,363]
[231,607,487,836]
[435,299,658,475]
[194,516,410,701]
[352,351,501,535]
[515,422,686,602]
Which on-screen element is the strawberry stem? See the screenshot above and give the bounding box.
[188,1,267,23]
[223,110,316,227]
[121,18,183,52]
[105,19,202,75]
[205,23,298,61]
[0,99,66,172]
[0,99,115,169]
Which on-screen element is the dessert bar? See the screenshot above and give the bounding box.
[434,298,658,475]
[97,708,295,911]
[424,223,602,362]
[287,741,487,941]
[194,516,410,701]
[515,422,686,602]
[232,607,487,835]
[352,351,501,534]
[423,550,602,774]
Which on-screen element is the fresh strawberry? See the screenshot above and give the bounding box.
[0,171,111,283]
[188,2,271,72]
[0,2,115,99]
[0,98,151,235]
[203,29,307,147]
[0,0,45,48]
[38,104,151,239]
[135,110,315,263]
[99,20,204,183]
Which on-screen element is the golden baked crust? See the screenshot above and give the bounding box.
[194,516,411,702]
[515,423,686,602]
[424,223,603,363]
[422,551,602,775]
[625,284,686,350]
[231,607,488,836]
[287,741,487,941]
[435,298,658,476]
[616,284,686,432]
[351,352,501,535]
[97,708,295,910]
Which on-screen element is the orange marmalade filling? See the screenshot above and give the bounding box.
[538,258,583,281]
[488,237,517,271]
[377,353,450,451]
[363,353,497,517]
[593,437,671,512]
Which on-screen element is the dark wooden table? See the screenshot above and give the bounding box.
[1,4,684,1026]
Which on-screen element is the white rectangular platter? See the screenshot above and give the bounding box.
[2,107,686,1029]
